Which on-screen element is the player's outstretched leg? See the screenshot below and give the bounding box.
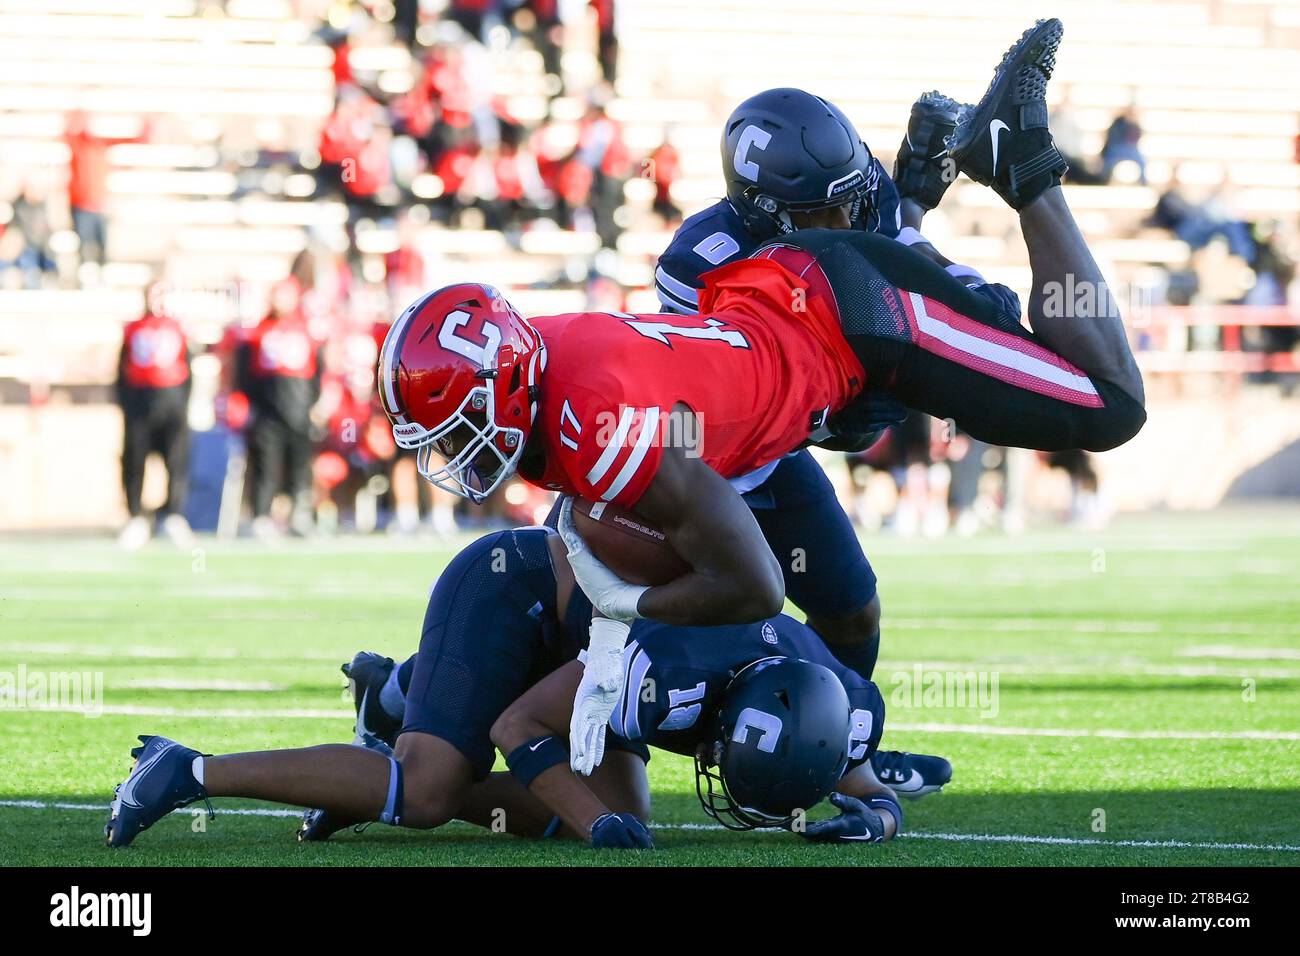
[949,17,1143,407]
[107,730,473,848]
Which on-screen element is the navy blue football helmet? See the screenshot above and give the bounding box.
[722,88,881,239]
[696,657,852,830]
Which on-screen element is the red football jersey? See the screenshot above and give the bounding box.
[526,256,863,508]
[120,312,190,389]
[246,313,320,380]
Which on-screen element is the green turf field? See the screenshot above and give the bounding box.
[2,508,1298,866]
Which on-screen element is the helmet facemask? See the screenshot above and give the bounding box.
[694,739,797,831]
[398,381,526,504]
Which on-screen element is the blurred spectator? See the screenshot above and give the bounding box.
[318,88,391,204]
[1101,101,1147,184]
[522,0,564,90]
[0,219,27,290]
[1043,449,1108,528]
[1148,173,1255,264]
[571,96,630,246]
[446,0,499,44]
[64,110,147,276]
[12,178,59,286]
[392,0,419,49]
[585,272,626,311]
[236,279,325,538]
[646,137,683,224]
[385,211,427,303]
[116,281,194,549]
[1243,224,1298,387]
[592,0,619,84]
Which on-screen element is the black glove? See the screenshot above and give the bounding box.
[590,812,655,849]
[812,389,908,453]
[800,792,887,843]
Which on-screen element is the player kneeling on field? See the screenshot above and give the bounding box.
[490,628,904,843]
[104,529,912,849]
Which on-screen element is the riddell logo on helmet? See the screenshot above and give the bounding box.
[392,422,424,440]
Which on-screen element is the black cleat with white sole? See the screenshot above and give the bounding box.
[343,651,400,748]
[947,18,1069,210]
[871,749,953,800]
[105,735,212,847]
[893,91,965,211]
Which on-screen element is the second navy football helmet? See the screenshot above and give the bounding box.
[695,656,852,830]
[722,88,880,238]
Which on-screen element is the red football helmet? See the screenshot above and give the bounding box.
[377,283,546,502]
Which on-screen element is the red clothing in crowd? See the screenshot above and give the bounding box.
[385,244,425,290]
[649,141,680,202]
[591,0,616,33]
[120,311,190,389]
[245,312,320,380]
[65,112,145,212]
[425,50,474,130]
[434,142,478,194]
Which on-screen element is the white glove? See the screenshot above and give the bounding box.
[557,498,648,623]
[570,617,629,776]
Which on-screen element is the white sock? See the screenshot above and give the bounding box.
[191,755,205,786]
[379,665,406,721]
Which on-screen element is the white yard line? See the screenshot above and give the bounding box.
[0,642,343,662]
[123,680,286,691]
[887,618,1300,637]
[3,799,1295,853]
[882,659,1300,679]
[1181,645,1300,661]
[890,722,1300,741]
[14,704,352,718]
[14,704,1297,740]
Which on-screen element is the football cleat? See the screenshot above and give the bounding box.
[947,18,1069,210]
[893,91,965,211]
[343,651,400,748]
[297,807,352,843]
[870,749,953,800]
[105,735,212,847]
[298,731,393,842]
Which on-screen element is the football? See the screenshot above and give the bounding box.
[570,498,691,586]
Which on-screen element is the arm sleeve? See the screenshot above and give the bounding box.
[654,263,702,315]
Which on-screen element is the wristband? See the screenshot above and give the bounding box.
[866,793,904,836]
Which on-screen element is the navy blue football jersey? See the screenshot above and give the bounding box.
[604,613,886,769]
[655,158,903,313]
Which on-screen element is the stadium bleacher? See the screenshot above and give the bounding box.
[1,0,1298,528]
